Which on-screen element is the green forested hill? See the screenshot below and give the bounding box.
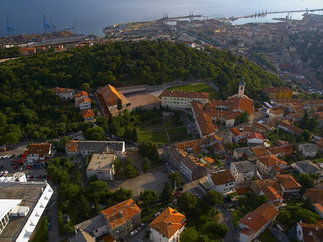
[0,41,283,144]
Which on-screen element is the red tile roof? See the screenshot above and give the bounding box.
[78,97,92,104]
[74,91,88,98]
[239,203,278,233]
[276,174,302,190]
[81,109,95,119]
[230,127,241,136]
[303,188,323,204]
[101,199,141,229]
[149,207,186,239]
[258,154,287,167]
[210,170,234,186]
[247,132,264,141]
[268,145,293,156]
[299,222,323,242]
[28,143,51,157]
[161,90,209,99]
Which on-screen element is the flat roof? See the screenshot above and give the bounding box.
[87,153,115,171]
[0,182,48,242]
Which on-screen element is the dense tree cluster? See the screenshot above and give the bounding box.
[0,41,284,144]
[47,157,133,231]
[0,46,19,59]
[178,191,227,241]
[138,141,160,163]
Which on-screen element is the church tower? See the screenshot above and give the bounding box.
[238,78,246,97]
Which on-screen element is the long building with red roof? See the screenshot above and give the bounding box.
[192,80,254,136]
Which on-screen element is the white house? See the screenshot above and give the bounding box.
[298,143,318,158]
[149,207,186,242]
[207,170,235,196]
[230,161,256,184]
[26,143,52,163]
[53,87,75,99]
[179,157,206,181]
[247,133,264,146]
[74,91,89,105]
[77,97,92,110]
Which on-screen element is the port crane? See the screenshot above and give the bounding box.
[6,16,14,36]
[50,16,56,31]
[42,14,50,33]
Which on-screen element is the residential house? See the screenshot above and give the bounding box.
[19,47,36,56]
[74,91,89,105]
[161,90,209,109]
[276,174,302,198]
[53,87,75,99]
[26,143,52,163]
[101,199,141,240]
[74,215,109,240]
[314,203,323,218]
[86,154,115,181]
[230,161,256,184]
[277,121,303,136]
[164,146,185,171]
[298,143,318,158]
[233,147,256,161]
[256,154,287,176]
[303,188,323,204]
[77,97,92,110]
[259,186,283,207]
[149,207,186,242]
[296,222,323,242]
[238,203,278,242]
[81,109,96,123]
[230,127,245,143]
[251,179,282,197]
[247,133,264,146]
[251,146,270,157]
[207,170,235,196]
[212,143,225,156]
[269,109,284,119]
[291,160,321,175]
[65,140,125,157]
[268,145,293,157]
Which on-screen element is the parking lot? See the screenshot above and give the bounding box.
[0,146,48,181]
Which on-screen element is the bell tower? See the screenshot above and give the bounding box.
[238,77,246,97]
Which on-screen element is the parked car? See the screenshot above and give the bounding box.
[37,175,42,179]
[26,175,30,180]
[130,230,137,237]
[3,171,8,176]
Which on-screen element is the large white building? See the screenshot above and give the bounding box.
[161,90,209,109]
[230,161,256,184]
[0,179,53,242]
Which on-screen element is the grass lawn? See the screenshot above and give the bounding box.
[168,127,190,142]
[258,229,276,242]
[139,129,168,143]
[167,83,219,99]
[32,216,48,242]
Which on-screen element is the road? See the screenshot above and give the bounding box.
[47,189,61,242]
[218,206,237,242]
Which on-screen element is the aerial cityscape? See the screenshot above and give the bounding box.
[0,1,323,242]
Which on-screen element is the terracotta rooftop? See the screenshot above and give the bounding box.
[258,154,287,167]
[299,222,323,242]
[101,199,141,229]
[276,174,302,190]
[161,90,209,99]
[268,145,293,156]
[251,146,268,157]
[149,207,186,239]
[191,101,216,136]
[303,188,323,204]
[230,127,241,136]
[65,141,78,152]
[247,132,264,141]
[239,203,278,233]
[78,97,92,104]
[28,143,51,157]
[81,109,95,119]
[262,186,283,202]
[210,170,234,186]
[100,84,129,107]
[74,91,88,98]
[53,87,74,93]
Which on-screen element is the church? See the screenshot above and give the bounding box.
[192,80,254,137]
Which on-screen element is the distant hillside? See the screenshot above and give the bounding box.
[0,41,283,99]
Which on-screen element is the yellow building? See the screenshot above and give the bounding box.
[264,87,293,100]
